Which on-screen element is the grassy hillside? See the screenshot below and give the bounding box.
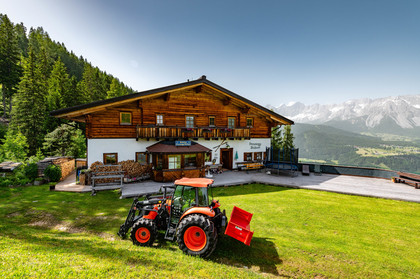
[1,184,419,278]
[293,123,420,174]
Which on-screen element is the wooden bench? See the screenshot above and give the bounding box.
[245,162,264,170]
[393,175,420,189]
[394,172,420,189]
[91,165,124,195]
[237,162,264,173]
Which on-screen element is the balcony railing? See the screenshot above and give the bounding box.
[136,125,250,140]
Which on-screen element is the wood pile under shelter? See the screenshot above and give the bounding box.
[37,157,75,181]
[88,160,152,184]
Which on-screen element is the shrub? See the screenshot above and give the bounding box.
[44,164,62,182]
[0,130,29,162]
[16,177,30,186]
[0,178,12,187]
[24,163,38,181]
[27,149,45,164]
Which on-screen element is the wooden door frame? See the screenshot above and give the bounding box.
[220,148,233,169]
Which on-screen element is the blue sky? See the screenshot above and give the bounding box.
[1,0,420,106]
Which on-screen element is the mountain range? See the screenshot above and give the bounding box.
[270,95,420,138]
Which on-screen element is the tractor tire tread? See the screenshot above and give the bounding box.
[176,214,217,258]
[130,218,157,247]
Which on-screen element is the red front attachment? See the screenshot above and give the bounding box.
[225,206,254,246]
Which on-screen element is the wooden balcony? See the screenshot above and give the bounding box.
[136,125,251,140]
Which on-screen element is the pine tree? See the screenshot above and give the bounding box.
[28,27,49,55]
[43,123,86,157]
[45,58,70,132]
[78,63,106,102]
[0,14,23,118]
[14,22,29,57]
[106,77,123,99]
[11,48,47,155]
[282,125,295,150]
[38,47,51,81]
[47,58,68,109]
[63,75,81,107]
[271,125,283,149]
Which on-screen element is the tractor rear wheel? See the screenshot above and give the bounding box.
[176,214,217,258]
[130,218,157,246]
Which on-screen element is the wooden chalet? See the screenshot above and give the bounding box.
[51,76,293,182]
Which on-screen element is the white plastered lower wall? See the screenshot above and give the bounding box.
[87,138,271,168]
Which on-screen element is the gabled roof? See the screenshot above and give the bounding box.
[50,76,293,125]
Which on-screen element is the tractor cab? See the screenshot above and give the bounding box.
[170,178,213,224]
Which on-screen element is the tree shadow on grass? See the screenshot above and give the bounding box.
[1,219,284,277]
[210,236,282,276]
[0,226,156,265]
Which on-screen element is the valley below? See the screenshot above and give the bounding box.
[293,123,420,174]
[272,94,420,174]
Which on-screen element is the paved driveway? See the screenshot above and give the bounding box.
[121,170,420,203]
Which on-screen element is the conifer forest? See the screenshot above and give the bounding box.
[0,14,133,161]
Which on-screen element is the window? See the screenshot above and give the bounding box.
[186,116,194,128]
[246,118,253,127]
[204,152,212,162]
[209,116,215,127]
[172,185,196,222]
[103,153,118,164]
[244,152,252,162]
[168,154,181,169]
[254,152,262,161]
[120,112,132,125]
[156,114,164,125]
[228,117,235,129]
[184,154,197,168]
[136,152,148,165]
[197,187,209,206]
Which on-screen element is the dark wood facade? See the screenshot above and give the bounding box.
[51,76,294,181]
[84,85,281,140]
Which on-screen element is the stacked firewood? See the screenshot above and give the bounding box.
[119,160,152,178]
[59,159,75,181]
[90,161,104,170]
[88,160,152,184]
[89,161,122,184]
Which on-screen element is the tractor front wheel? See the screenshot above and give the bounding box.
[130,218,157,246]
[177,214,217,258]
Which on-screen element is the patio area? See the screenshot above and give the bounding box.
[54,169,420,203]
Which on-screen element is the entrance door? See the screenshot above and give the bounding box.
[220,148,233,169]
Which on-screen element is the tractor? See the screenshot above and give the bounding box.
[118,177,253,258]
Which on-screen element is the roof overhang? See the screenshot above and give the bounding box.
[51,76,294,125]
[146,141,211,154]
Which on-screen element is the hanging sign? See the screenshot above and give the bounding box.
[175,140,191,147]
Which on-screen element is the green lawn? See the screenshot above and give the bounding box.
[1,184,419,278]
